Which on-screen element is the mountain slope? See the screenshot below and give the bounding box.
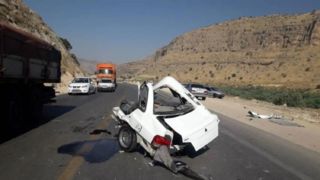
[120,10,320,89]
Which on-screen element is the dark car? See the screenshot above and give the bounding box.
[184,83,208,100]
[205,86,224,99]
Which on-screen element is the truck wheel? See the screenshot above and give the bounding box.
[118,125,137,152]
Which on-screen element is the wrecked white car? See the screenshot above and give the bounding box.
[112,76,220,157]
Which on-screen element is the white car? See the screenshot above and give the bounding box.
[68,77,96,95]
[97,79,116,92]
[113,76,219,157]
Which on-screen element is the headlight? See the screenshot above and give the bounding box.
[68,85,72,88]
[82,85,88,88]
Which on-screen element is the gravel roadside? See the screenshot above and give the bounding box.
[203,96,320,154]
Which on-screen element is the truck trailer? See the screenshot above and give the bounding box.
[0,22,61,139]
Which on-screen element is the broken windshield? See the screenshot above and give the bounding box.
[154,87,194,115]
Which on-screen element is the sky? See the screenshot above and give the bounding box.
[24,0,320,64]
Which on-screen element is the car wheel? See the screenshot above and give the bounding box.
[118,125,137,152]
[202,97,206,101]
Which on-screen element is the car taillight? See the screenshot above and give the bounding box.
[204,91,208,94]
[152,135,171,147]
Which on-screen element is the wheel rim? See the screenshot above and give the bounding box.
[119,128,132,148]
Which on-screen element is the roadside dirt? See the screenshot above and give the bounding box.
[203,96,320,153]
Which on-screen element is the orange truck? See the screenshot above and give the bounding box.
[96,63,117,86]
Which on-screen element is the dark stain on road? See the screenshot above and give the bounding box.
[89,129,112,135]
[72,122,94,133]
[57,139,119,163]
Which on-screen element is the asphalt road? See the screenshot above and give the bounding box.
[0,83,319,180]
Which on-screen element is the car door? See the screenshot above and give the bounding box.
[126,83,163,143]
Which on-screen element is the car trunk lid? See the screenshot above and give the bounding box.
[163,107,219,151]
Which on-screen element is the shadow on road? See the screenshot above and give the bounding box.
[57,139,119,163]
[0,105,76,144]
[43,104,76,121]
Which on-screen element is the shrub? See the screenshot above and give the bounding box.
[219,86,320,109]
[59,37,72,51]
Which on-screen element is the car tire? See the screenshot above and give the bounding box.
[118,124,137,152]
[202,97,206,101]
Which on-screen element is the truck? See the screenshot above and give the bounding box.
[0,22,61,139]
[96,63,117,91]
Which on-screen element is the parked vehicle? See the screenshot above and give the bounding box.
[205,86,225,99]
[96,63,116,90]
[112,76,220,157]
[0,22,61,134]
[97,78,115,92]
[68,77,96,95]
[184,83,208,100]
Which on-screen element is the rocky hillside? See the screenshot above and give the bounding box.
[0,0,84,92]
[120,10,320,89]
[79,58,113,75]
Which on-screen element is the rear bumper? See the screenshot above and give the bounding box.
[97,86,115,91]
[68,87,89,94]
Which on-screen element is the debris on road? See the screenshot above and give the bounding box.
[269,118,304,127]
[248,111,303,127]
[248,111,279,119]
[152,145,211,180]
